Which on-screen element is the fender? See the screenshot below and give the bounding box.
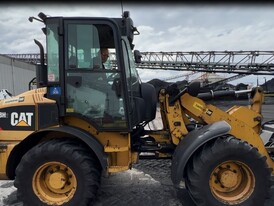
[45,126,108,170]
[7,125,108,179]
[171,120,231,187]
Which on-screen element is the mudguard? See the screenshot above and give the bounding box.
[7,125,108,179]
[40,126,108,170]
[171,120,231,187]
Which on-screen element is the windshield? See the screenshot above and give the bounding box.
[122,37,141,96]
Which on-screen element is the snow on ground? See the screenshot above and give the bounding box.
[0,181,17,205]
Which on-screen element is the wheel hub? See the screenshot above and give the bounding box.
[33,162,77,205]
[219,170,238,188]
[210,161,255,203]
[48,171,68,190]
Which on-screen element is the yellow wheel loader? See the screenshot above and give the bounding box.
[0,11,273,206]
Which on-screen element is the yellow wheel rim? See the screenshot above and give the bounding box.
[33,161,77,205]
[209,161,255,204]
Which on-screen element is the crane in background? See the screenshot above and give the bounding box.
[2,50,274,86]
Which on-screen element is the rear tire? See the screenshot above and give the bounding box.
[14,138,102,206]
[185,136,272,206]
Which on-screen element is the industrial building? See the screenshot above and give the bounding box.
[0,54,36,96]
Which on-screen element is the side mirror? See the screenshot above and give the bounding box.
[134,50,142,63]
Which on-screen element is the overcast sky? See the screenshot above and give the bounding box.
[0,2,274,85]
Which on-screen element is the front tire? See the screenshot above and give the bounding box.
[14,138,102,206]
[185,136,272,206]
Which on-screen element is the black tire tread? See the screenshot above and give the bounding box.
[14,138,102,206]
[185,136,272,206]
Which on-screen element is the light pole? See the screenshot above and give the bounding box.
[264,77,268,92]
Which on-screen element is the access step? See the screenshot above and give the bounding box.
[104,146,129,153]
[108,165,129,173]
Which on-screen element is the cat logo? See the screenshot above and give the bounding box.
[11,112,34,127]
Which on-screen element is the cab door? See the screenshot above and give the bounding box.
[63,20,128,131]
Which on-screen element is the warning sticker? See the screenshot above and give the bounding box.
[193,102,204,112]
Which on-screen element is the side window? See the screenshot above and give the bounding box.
[122,37,140,94]
[47,24,59,82]
[122,42,130,88]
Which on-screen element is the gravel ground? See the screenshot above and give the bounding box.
[0,99,274,206]
[1,160,273,206]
